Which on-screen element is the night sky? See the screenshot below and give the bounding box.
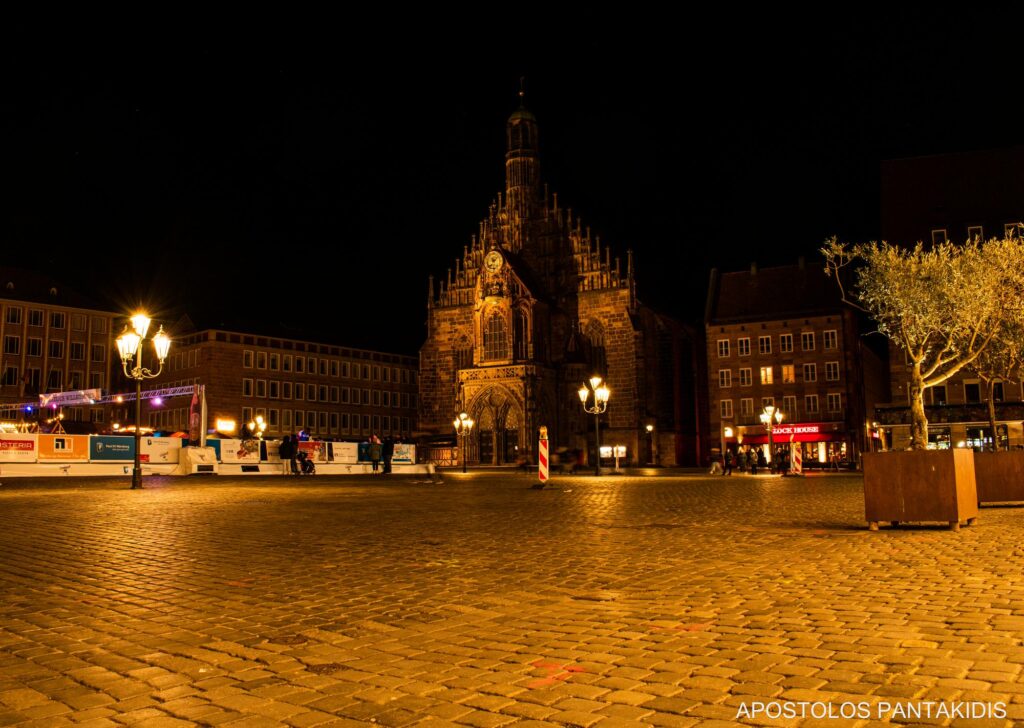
[3,15,1022,355]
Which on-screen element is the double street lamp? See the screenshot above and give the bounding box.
[578,376,611,476]
[116,314,171,490]
[760,405,784,469]
[453,411,474,473]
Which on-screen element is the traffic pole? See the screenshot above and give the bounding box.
[535,426,549,489]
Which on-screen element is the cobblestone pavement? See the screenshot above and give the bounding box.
[0,472,1022,727]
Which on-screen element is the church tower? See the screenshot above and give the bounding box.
[418,95,701,467]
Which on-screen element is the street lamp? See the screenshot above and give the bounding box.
[646,423,654,465]
[248,415,267,440]
[579,375,611,476]
[453,411,474,473]
[116,314,171,489]
[759,405,783,471]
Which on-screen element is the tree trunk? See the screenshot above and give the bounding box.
[909,362,928,450]
[987,379,999,452]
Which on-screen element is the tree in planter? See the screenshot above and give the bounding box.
[822,236,1024,450]
[970,319,1024,450]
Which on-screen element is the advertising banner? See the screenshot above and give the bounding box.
[393,443,415,464]
[219,439,262,464]
[90,436,135,462]
[265,439,282,461]
[0,433,37,462]
[330,442,359,463]
[140,437,182,464]
[39,389,102,408]
[38,434,91,461]
[298,440,327,462]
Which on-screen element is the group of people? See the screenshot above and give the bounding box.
[277,433,399,475]
[278,434,315,475]
[711,446,793,476]
[368,434,397,474]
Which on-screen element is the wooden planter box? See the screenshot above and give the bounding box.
[975,451,1024,503]
[863,449,978,531]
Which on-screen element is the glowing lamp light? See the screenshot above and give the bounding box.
[152,397,163,406]
[215,418,237,434]
[116,395,124,403]
[152,326,171,362]
[130,313,152,339]
[116,328,141,360]
[595,385,610,403]
[578,386,589,403]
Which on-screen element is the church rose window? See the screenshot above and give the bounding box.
[484,313,509,361]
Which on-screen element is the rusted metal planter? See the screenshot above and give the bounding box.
[974,450,1024,504]
[863,449,978,531]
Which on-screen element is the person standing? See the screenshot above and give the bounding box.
[382,435,395,474]
[723,449,733,476]
[278,435,293,476]
[369,434,382,473]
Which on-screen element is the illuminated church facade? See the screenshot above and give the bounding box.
[418,102,703,466]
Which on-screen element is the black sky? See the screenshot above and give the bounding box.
[3,14,1023,354]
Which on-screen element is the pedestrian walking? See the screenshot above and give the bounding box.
[723,450,733,476]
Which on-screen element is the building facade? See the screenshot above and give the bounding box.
[877,148,1024,449]
[705,262,886,466]
[0,269,117,427]
[418,103,703,466]
[133,325,419,441]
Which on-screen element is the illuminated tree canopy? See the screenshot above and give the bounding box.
[822,235,1024,449]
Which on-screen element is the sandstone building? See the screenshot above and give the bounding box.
[418,102,702,466]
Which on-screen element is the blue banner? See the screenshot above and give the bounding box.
[207,439,222,461]
[90,436,136,462]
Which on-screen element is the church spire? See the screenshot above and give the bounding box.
[504,82,540,247]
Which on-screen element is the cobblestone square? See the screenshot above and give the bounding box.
[0,472,1021,726]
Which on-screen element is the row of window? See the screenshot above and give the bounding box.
[718,362,841,387]
[2,336,106,362]
[0,367,104,391]
[239,350,416,384]
[931,223,1021,246]
[720,393,843,418]
[241,378,416,408]
[717,330,838,358]
[3,308,109,333]
[233,407,411,436]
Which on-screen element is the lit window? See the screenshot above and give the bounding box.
[760,366,773,385]
[484,313,509,360]
[782,365,795,384]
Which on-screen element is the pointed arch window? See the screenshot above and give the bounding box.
[514,309,529,360]
[584,319,607,374]
[483,312,509,361]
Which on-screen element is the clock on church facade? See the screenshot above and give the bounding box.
[418,102,704,467]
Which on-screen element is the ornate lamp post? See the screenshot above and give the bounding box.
[248,415,267,440]
[759,405,783,471]
[116,314,171,490]
[453,411,474,473]
[578,376,611,476]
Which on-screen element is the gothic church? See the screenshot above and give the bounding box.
[418,101,702,466]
